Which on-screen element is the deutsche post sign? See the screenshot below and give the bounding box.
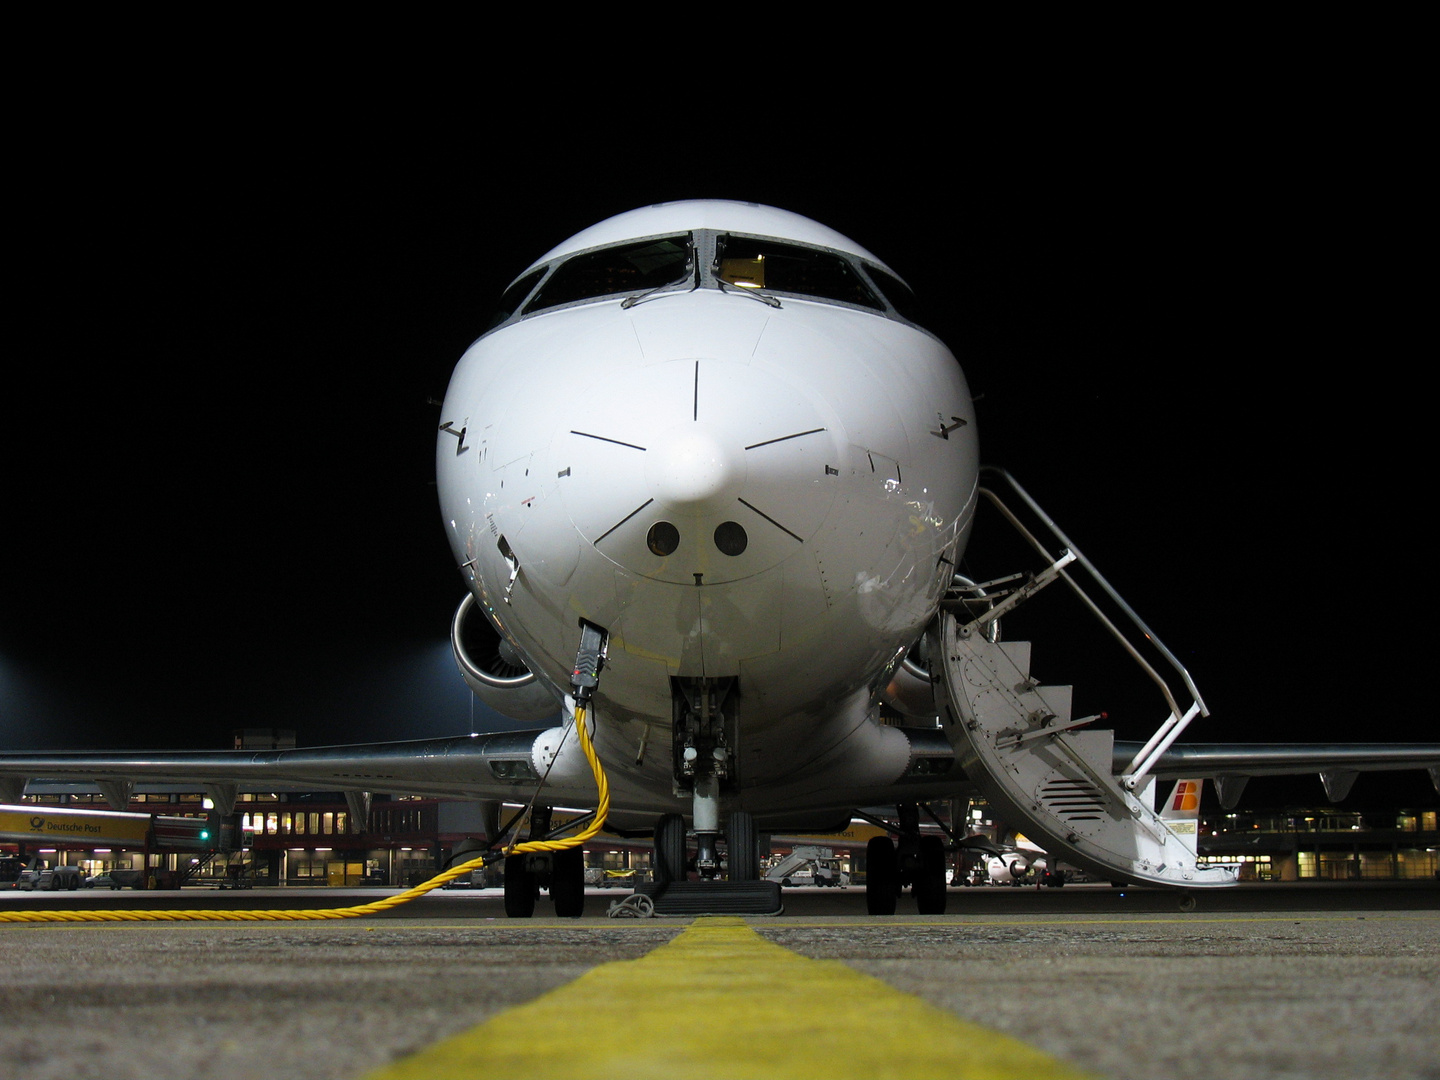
[0,805,151,846]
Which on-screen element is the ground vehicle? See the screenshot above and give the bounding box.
[0,855,24,888]
[767,847,849,888]
[14,859,84,891]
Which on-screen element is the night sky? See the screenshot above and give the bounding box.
[3,94,1428,806]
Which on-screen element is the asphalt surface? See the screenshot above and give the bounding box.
[2,883,1437,1080]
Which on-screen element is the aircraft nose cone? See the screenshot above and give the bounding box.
[647,423,743,509]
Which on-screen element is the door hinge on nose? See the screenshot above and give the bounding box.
[439,420,468,453]
[497,535,520,602]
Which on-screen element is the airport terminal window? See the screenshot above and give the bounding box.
[714,235,882,309]
[525,234,693,312]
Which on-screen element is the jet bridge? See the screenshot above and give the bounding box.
[932,468,1239,892]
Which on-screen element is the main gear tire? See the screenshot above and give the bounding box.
[914,836,947,915]
[865,836,898,916]
[503,854,537,918]
[551,848,585,918]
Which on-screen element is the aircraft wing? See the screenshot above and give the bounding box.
[1114,740,1440,805]
[0,731,555,805]
[6,732,1435,812]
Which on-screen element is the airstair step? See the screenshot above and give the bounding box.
[937,623,1236,890]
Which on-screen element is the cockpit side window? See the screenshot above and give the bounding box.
[713,235,882,309]
[484,267,547,332]
[862,263,923,324]
[525,234,693,313]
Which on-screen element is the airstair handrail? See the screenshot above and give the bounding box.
[976,467,1208,788]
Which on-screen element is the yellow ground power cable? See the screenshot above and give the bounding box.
[0,706,609,926]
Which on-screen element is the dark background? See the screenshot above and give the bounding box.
[3,78,1428,807]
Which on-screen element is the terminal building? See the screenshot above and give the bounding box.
[1,786,476,889]
[4,784,1435,889]
[1197,806,1439,881]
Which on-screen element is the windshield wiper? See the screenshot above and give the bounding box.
[715,276,782,308]
[621,256,699,309]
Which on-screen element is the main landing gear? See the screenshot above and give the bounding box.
[502,805,587,918]
[501,620,609,919]
[864,803,949,916]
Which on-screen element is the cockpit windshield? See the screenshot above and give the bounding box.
[489,228,931,340]
[525,234,693,313]
[713,235,882,310]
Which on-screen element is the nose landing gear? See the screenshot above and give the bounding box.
[624,678,781,915]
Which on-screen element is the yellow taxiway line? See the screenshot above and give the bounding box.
[366,916,1094,1080]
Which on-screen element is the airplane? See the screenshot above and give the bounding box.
[975,838,1051,888]
[986,851,1043,887]
[3,200,1437,918]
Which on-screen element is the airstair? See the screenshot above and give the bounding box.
[932,468,1238,891]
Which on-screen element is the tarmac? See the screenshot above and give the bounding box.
[1,882,1436,1080]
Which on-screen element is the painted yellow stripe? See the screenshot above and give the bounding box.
[366,917,1094,1080]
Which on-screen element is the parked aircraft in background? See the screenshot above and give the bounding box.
[985,838,1051,887]
[3,202,1436,917]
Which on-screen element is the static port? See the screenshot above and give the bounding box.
[647,521,680,556]
[714,521,748,556]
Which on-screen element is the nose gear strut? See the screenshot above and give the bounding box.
[621,677,782,916]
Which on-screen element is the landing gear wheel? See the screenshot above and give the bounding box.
[655,813,686,885]
[865,836,898,915]
[914,836,947,915]
[503,854,537,918]
[727,810,759,881]
[551,848,585,918]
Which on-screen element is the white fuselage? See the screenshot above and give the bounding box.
[437,202,979,822]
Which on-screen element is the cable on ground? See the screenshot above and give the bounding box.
[605,893,655,919]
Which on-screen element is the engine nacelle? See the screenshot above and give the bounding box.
[885,577,1000,718]
[882,637,937,719]
[450,594,560,722]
